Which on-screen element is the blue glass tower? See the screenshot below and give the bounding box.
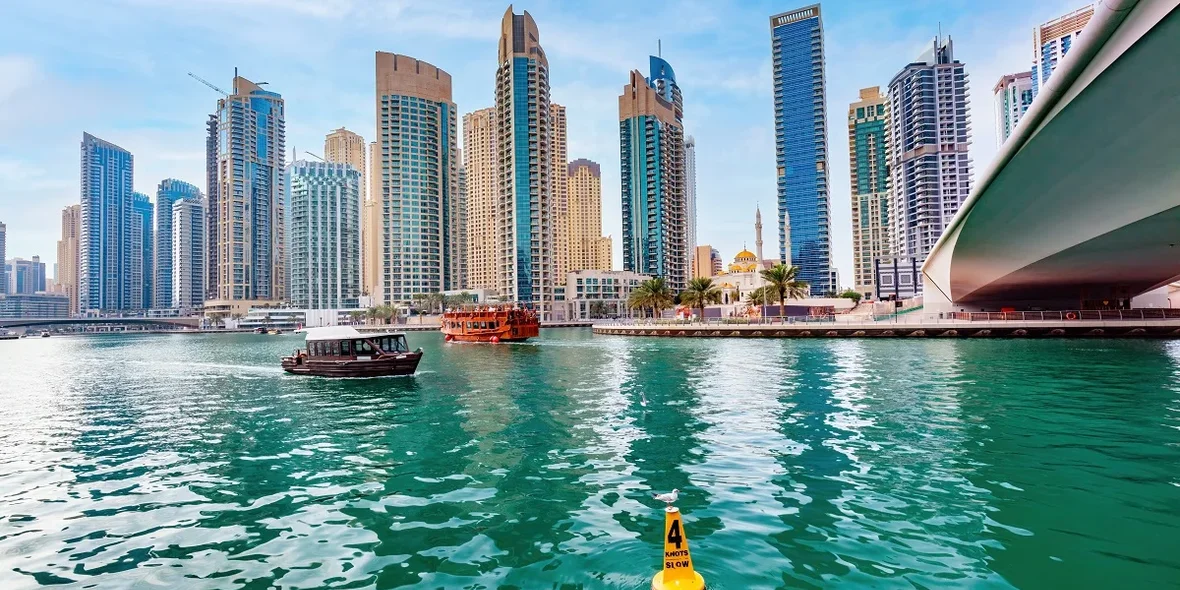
[80,132,135,312]
[771,5,832,295]
[131,191,153,309]
[154,178,201,308]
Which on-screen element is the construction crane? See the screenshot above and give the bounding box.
[304,151,325,162]
[188,72,228,96]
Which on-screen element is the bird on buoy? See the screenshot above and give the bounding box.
[652,489,679,506]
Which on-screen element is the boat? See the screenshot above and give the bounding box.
[0,332,18,341]
[280,326,422,377]
[39,331,51,338]
[254,327,267,334]
[268,328,282,335]
[441,304,540,343]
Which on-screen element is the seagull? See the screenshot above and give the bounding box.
[652,489,679,506]
[640,393,648,408]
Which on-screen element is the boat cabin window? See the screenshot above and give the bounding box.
[341,340,351,356]
[354,339,374,355]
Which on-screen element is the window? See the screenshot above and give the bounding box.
[342,340,351,356]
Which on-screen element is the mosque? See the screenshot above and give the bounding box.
[710,207,779,309]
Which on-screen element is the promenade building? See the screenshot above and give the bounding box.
[994,72,1033,144]
[80,133,135,312]
[566,159,610,273]
[153,179,201,309]
[562,269,650,320]
[286,161,361,310]
[887,37,972,274]
[5,256,45,295]
[56,205,81,314]
[374,52,462,305]
[619,56,688,294]
[848,86,890,299]
[208,75,286,308]
[771,5,833,295]
[1031,5,1094,99]
[171,198,206,312]
[463,107,497,291]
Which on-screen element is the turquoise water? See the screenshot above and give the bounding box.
[1,330,1178,588]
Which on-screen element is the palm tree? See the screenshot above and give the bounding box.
[759,263,809,315]
[365,306,378,326]
[680,277,722,320]
[627,277,674,319]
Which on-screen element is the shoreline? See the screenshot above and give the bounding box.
[593,319,1180,339]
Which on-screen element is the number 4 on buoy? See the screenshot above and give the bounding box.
[652,505,705,590]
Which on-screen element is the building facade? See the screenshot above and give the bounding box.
[5,256,46,295]
[325,127,367,297]
[374,53,461,305]
[363,140,380,298]
[0,293,69,319]
[287,161,361,310]
[562,269,650,320]
[496,8,557,317]
[211,75,286,304]
[566,158,609,273]
[848,86,890,299]
[56,205,81,314]
[691,244,718,279]
[0,221,5,295]
[1032,5,1094,99]
[888,38,972,272]
[771,5,833,295]
[994,72,1033,145]
[172,198,206,311]
[131,191,153,310]
[685,135,697,259]
[154,179,201,309]
[619,57,688,294]
[551,103,569,285]
[205,113,219,302]
[463,107,497,292]
[80,132,135,312]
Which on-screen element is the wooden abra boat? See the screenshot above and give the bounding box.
[281,326,422,377]
[441,304,540,343]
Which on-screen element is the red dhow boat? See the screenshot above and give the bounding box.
[441,304,540,343]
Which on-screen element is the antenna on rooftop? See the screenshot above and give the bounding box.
[658,39,662,58]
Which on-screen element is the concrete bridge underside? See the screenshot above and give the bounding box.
[0,317,201,329]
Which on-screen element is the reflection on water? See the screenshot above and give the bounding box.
[0,332,1178,588]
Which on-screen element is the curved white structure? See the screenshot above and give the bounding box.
[924,0,1180,311]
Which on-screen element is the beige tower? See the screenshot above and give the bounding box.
[324,128,366,191]
[849,86,890,298]
[566,158,609,273]
[596,236,612,271]
[363,141,380,297]
[550,103,568,285]
[463,107,498,291]
[57,204,81,314]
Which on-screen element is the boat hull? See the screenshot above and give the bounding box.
[280,352,422,377]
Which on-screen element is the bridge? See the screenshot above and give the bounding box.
[923,0,1180,312]
[0,317,202,329]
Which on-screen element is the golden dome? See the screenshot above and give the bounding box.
[734,249,756,262]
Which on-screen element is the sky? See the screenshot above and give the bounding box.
[0,0,1083,282]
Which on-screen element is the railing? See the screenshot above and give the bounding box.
[948,309,1180,321]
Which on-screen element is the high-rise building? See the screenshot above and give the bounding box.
[374,52,462,305]
[456,149,468,289]
[154,179,201,308]
[685,135,697,256]
[711,247,722,276]
[131,191,153,309]
[771,5,832,295]
[994,71,1033,145]
[496,7,556,317]
[5,256,45,295]
[324,128,366,191]
[1031,5,1094,99]
[597,236,613,271]
[172,198,205,312]
[551,103,569,285]
[566,158,609,273]
[848,86,890,299]
[204,114,219,302]
[0,221,5,295]
[362,140,380,297]
[463,108,497,292]
[286,160,361,309]
[80,132,135,312]
[692,244,715,279]
[56,205,81,314]
[620,56,688,293]
[888,38,973,269]
[211,75,286,304]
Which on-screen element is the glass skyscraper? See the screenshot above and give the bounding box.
[619,57,688,293]
[172,198,206,311]
[848,87,890,299]
[286,161,360,310]
[994,71,1034,144]
[131,191,153,309]
[153,178,200,308]
[771,5,832,295]
[80,132,135,312]
[1031,5,1094,99]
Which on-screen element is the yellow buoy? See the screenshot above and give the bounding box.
[651,506,705,590]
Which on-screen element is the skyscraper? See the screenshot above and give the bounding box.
[463,107,497,291]
[204,113,219,302]
[1032,5,1094,99]
[848,86,890,299]
[363,140,380,297]
[374,52,461,305]
[80,132,135,312]
[172,198,205,311]
[888,38,972,267]
[771,5,832,295]
[567,158,609,272]
[496,7,556,316]
[325,128,368,297]
[551,103,569,285]
[685,135,697,257]
[211,75,285,304]
[5,256,45,295]
[154,179,200,308]
[286,160,361,309]
[57,205,81,314]
[456,149,468,289]
[131,191,153,309]
[0,221,7,295]
[619,57,687,293]
[994,71,1034,145]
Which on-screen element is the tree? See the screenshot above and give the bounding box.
[759,263,809,315]
[365,306,378,326]
[588,301,609,319]
[348,311,365,325]
[839,289,863,305]
[745,285,771,305]
[208,312,226,329]
[627,277,674,319]
[680,277,722,320]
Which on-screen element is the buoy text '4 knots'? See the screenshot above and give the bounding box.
[651,490,705,590]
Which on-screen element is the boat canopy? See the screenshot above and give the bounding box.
[300,326,406,342]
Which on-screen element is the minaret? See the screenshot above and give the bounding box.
[755,206,763,264]
[783,208,792,267]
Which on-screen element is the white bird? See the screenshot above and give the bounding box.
[652,489,679,505]
[640,393,649,408]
